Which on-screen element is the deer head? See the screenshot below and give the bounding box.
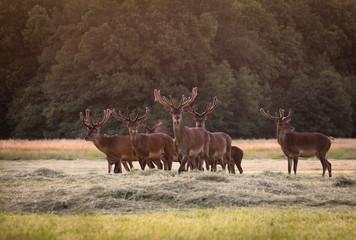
[112,107,150,135]
[79,109,112,141]
[141,121,163,134]
[260,108,295,135]
[154,87,198,125]
[186,97,218,128]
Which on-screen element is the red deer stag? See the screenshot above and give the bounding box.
[187,97,243,174]
[154,87,210,173]
[141,122,182,167]
[260,108,333,177]
[112,107,175,171]
[141,122,163,134]
[79,109,137,173]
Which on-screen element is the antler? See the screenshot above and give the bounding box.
[260,108,292,121]
[96,109,112,128]
[80,109,112,128]
[201,96,218,117]
[80,109,93,128]
[179,87,198,109]
[186,96,218,118]
[112,107,150,126]
[279,108,292,120]
[154,89,175,110]
[154,87,198,110]
[112,108,131,124]
[141,121,163,134]
[260,108,278,120]
[136,107,150,125]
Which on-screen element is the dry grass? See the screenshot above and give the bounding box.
[0,139,102,160]
[232,138,356,159]
[1,160,356,215]
[1,138,355,160]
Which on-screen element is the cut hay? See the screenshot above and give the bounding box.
[334,176,356,187]
[0,167,355,215]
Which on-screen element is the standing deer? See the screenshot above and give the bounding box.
[186,97,243,174]
[79,109,137,173]
[154,87,210,173]
[141,122,163,134]
[260,108,333,177]
[112,107,175,171]
[141,121,181,167]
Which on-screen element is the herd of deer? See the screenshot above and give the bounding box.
[80,87,333,177]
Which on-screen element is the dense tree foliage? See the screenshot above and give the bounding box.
[1,0,355,139]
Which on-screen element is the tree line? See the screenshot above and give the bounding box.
[1,0,355,139]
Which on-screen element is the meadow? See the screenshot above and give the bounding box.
[1,138,356,160]
[0,139,356,239]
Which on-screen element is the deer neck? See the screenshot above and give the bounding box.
[92,134,109,154]
[276,127,289,146]
[173,119,186,142]
[129,132,141,149]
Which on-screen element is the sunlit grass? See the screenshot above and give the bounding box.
[232,138,356,160]
[0,139,103,160]
[0,138,355,160]
[1,209,355,240]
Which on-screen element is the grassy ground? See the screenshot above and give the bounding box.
[1,138,355,160]
[1,161,356,215]
[1,139,355,239]
[1,209,356,240]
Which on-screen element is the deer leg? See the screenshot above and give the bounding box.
[168,160,173,170]
[122,161,131,172]
[108,162,112,174]
[237,163,243,174]
[153,158,163,170]
[229,162,235,174]
[146,159,155,169]
[210,156,215,172]
[163,155,172,171]
[287,157,293,174]
[325,159,332,177]
[221,156,227,170]
[114,161,122,174]
[107,157,113,173]
[204,157,210,171]
[178,155,189,174]
[128,161,134,169]
[316,153,327,177]
[293,157,298,175]
[139,160,146,170]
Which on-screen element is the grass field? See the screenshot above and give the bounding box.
[1,209,356,240]
[0,139,356,239]
[1,138,355,160]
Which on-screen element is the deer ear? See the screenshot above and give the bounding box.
[182,105,191,113]
[285,118,292,124]
[188,113,196,120]
[164,105,172,113]
[205,113,212,120]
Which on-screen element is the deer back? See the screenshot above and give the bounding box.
[280,131,331,158]
[231,146,243,164]
[98,135,136,160]
[208,132,232,156]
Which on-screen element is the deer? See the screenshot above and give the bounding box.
[141,122,163,134]
[154,87,210,173]
[260,108,333,177]
[112,107,175,171]
[79,109,138,174]
[186,97,243,174]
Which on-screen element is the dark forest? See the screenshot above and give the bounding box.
[1,0,355,139]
